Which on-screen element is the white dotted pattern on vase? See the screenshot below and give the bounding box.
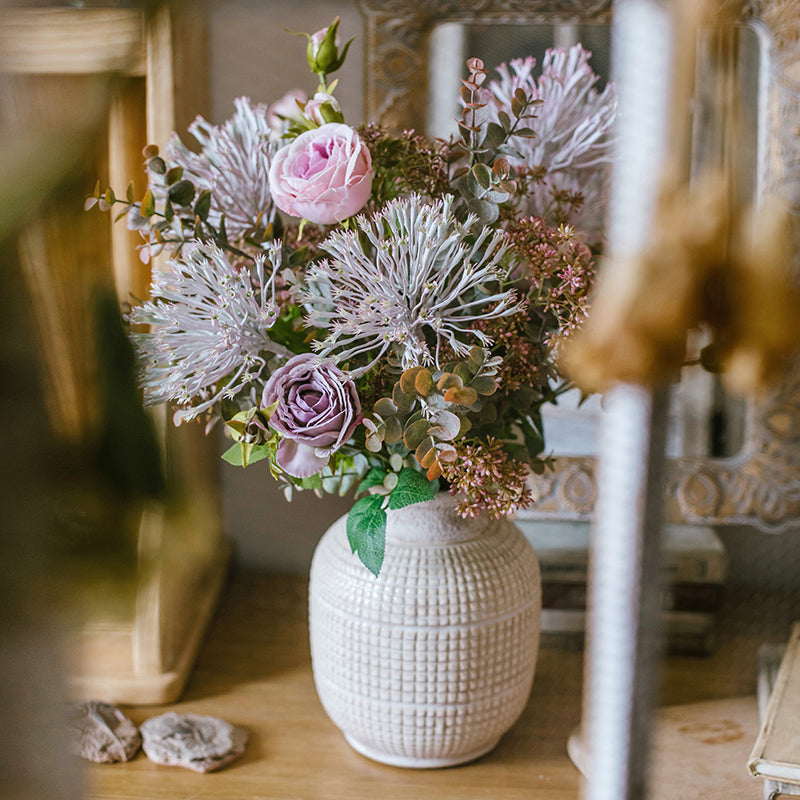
[309,494,541,766]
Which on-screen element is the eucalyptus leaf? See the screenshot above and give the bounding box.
[140,189,155,218]
[496,144,523,160]
[403,418,429,450]
[147,156,166,175]
[471,163,491,190]
[165,165,184,185]
[194,189,212,221]
[168,179,196,207]
[483,122,506,150]
[374,397,397,417]
[467,197,498,224]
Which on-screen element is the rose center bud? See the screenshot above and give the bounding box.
[299,390,326,415]
[297,144,331,179]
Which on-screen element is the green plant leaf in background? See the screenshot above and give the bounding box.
[221,441,272,468]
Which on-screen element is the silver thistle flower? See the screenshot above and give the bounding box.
[487,46,617,238]
[129,241,291,423]
[303,195,524,375]
[164,97,278,239]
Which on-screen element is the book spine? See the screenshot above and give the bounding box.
[539,608,717,655]
[538,551,726,584]
[541,581,722,613]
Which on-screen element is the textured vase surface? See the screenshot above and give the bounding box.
[308,492,541,768]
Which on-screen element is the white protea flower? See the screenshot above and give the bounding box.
[486,46,617,238]
[164,97,278,240]
[303,195,524,375]
[129,241,291,423]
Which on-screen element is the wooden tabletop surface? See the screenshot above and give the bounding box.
[84,571,799,800]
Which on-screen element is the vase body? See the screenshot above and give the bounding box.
[308,493,541,768]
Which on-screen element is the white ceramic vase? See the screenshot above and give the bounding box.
[308,492,541,768]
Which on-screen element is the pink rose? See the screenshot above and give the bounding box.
[267,88,306,140]
[268,123,372,225]
[262,354,362,478]
[303,92,343,126]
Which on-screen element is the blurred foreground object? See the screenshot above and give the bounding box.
[565,1,800,395]
[0,0,226,709]
[565,172,800,394]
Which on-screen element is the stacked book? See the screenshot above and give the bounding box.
[515,520,728,654]
[750,623,800,798]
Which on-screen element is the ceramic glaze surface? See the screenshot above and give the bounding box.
[308,493,541,768]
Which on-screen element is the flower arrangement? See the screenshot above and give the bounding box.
[88,18,616,575]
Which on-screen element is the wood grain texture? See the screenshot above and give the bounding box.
[83,573,800,799]
[0,9,145,76]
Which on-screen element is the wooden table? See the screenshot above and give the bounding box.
[84,572,799,799]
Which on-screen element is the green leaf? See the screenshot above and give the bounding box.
[403,418,429,450]
[165,165,183,184]
[288,246,308,267]
[470,375,497,396]
[466,197,498,224]
[346,495,387,576]
[194,189,212,221]
[496,143,523,160]
[299,472,323,490]
[471,162,491,190]
[147,155,166,175]
[373,397,397,417]
[140,189,155,217]
[483,122,506,150]
[168,179,195,206]
[392,383,415,413]
[221,443,244,466]
[357,467,387,495]
[221,442,271,467]
[387,467,435,510]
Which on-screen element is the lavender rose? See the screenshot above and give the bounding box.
[262,353,362,478]
[268,123,372,225]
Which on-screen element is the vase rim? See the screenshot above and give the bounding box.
[384,491,505,546]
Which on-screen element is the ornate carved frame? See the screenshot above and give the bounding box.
[358,0,800,533]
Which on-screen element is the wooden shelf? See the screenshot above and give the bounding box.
[84,572,799,799]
